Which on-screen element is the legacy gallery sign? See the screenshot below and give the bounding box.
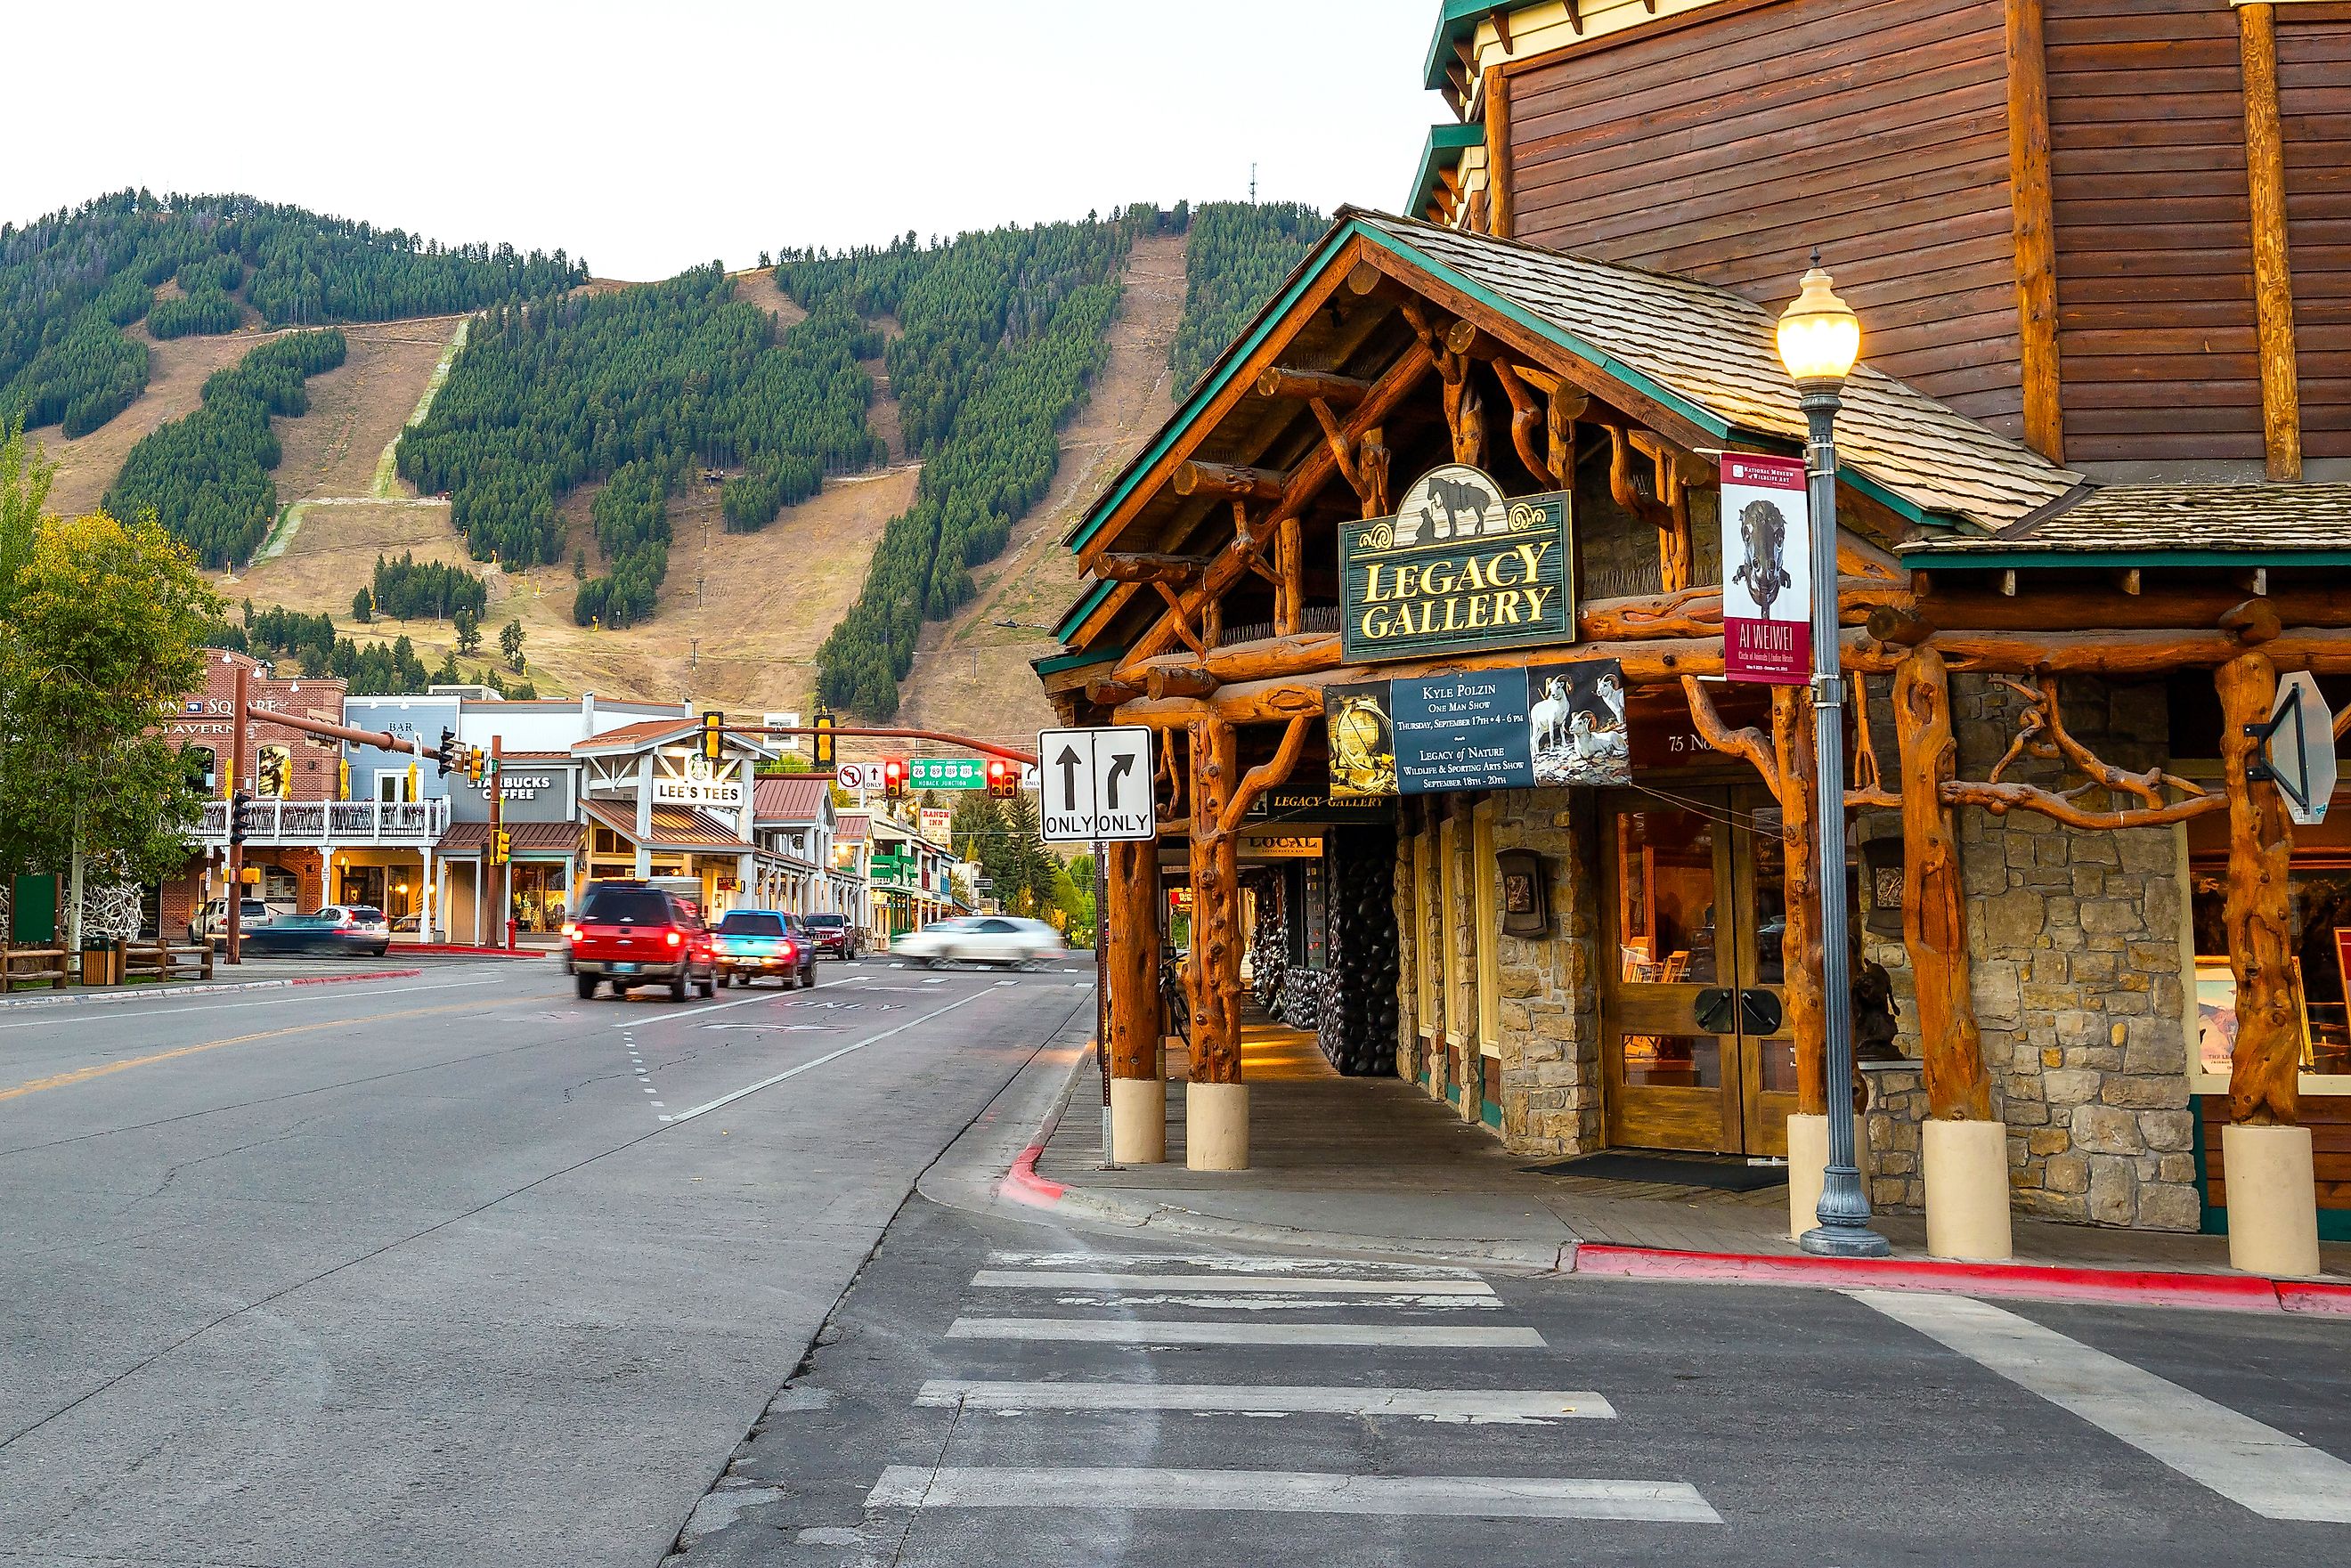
[1340,464,1572,665]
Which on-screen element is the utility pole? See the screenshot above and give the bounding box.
[226,662,248,965]
[491,734,511,952]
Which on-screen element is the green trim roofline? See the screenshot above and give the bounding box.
[1405,123,1486,218]
[1032,641,1123,676]
[1902,548,2351,570]
[1424,1,1514,90]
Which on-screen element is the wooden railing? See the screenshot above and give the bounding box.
[0,938,214,992]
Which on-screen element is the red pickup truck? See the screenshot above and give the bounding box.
[563,881,716,1002]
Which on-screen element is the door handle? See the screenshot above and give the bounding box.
[1739,988,1783,1036]
[1692,987,1737,1034]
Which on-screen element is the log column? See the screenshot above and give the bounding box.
[1772,686,1832,1239]
[1895,647,2010,1260]
[1186,715,1248,1169]
[1106,839,1165,1163]
[2217,651,2321,1275]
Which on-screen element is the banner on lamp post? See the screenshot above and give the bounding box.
[1720,453,1812,685]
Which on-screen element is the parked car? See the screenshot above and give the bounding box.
[562,880,716,1002]
[891,915,1066,970]
[187,898,285,944]
[240,906,391,958]
[799,912,861,960]
[712,909,816,988]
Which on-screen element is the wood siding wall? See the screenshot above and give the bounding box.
[2281,4,2351,460]
[1503,0,2022,437]
[2044,0,2264,464]
[2201,1094,2351,1214]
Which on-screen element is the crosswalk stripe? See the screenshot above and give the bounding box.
[1855,1289,2351,1523]
[1005,1291,1502,1312]
[945,1317,1546,1348]
[865,1466,1718,1522]
[986,1251,1482,1280]
[970,1270,1498,1297]
[915,1380,1614,1421]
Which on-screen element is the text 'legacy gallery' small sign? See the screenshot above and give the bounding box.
[1340,464,1574,665]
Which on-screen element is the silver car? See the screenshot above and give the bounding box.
[891,916,1066,970]
[188,897,282,944]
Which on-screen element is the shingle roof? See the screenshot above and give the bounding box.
[1898,482,2351,560]
[582,799,754,851]
[753,774,834,824]
[835,811,871,845]
[1354,212,2081,533]
[435,821,582,856]
[572,718,697,753]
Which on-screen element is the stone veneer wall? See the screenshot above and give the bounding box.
[1487,787,1604,1156]
[1862,676,2199,1231]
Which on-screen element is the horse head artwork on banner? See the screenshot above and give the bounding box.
[1731,497,1795,621]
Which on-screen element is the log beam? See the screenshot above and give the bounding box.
[2218,651,2301,1125]
[2239,1,2304,480]
[1145,665,1219,701]
[1255,365,1371,404]
[1896,646,1993,1122]
[1097,551,1207,586]
[1173,461,1287,502]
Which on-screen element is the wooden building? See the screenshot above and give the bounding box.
[1036,0,2351,1267]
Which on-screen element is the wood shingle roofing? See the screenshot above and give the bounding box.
[1898,482,2351,561]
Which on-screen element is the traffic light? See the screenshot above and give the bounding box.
[986,758,1015,800]
[229,790,251,846]
[338,758,351,800]
[466,747,484,785]
[882,757,907,801]
[434,727,457,776]
[812,708,834,768]
[702,710,724,763]
[493,829,511,865]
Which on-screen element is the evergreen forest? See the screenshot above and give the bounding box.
[0,190,581,439]
[370,551,488,622]
[208,603,537,697]
[785,214,1139,717]
[395,267,884,630]
[1167,201,1324,393]
[103,329,348,570]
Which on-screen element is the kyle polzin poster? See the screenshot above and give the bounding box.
[1719,453,1811,685]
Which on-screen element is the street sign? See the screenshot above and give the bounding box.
[2265,670,2338,826]
[835,761,866,790]
[909,757,987,791]
[1037,726,1155,842]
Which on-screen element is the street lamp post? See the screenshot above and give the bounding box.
[1777,256,1891,1259]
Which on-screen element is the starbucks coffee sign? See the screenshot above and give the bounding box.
[1339,464,1574,664]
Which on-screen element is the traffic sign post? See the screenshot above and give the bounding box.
[1037,726,1155,843]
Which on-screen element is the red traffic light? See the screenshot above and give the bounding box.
[985,758,1014,799]
[882,758,907,798]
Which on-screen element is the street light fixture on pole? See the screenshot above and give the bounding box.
[1776,256,1891,1259]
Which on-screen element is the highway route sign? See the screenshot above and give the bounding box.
[1037,726,1155,843]
[910,757,987,791]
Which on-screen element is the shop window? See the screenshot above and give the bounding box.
[1414,826,1437,1036]
[1440,814,1467,1044]
[1473,800,1500,1052]
[2186,804,2351,1086]
[1615,807,1718,985]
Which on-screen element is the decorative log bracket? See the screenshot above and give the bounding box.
[1216,715,1313,838]
[1941,673,2224,831]
[1099,551,1207,585]
[1681,675,1788,802]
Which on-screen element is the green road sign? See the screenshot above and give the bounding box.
[908,758,986,790]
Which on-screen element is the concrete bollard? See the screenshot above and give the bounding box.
[1110,1076,1166,1165]
[1786,1113,1827,1242]
[1185,1081,1249,1171]
[2224,1124,2323,1279]
[1924,1117,2014,1262]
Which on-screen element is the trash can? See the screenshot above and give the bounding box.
[79,943,118,987]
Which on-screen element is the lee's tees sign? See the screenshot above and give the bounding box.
[1339,465,1573,665]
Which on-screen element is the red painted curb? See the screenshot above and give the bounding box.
[1004,1143,1065,1204]
[387,944,547,958]
[286,968,425,986]
[1570,1243,2346,1313]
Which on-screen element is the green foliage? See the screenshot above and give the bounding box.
[370,549,485,621]
[499,616,525,670]
[783,214,1139,717]
[398,266,884,626]
[453,605,482,654]
[948,791,1065,919]
[1168,201,1324,393]
[102,329,346,569]
[352,587,373,623]
[0,190,581,439]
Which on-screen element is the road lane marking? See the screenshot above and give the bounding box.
[864,1467,1712,1522]
[607,972,867,1028]
[0,975,511,1031]
[1854,1290,2351,1523]
[0,1000,492,1103]
[944,1318,1545,1348]
[661,990,991,1125]
[969,1270,1497,1297]
[915,1382,1612,1422]
[986,1252,1482,1279]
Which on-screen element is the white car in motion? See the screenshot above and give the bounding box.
[891,916,1065,970]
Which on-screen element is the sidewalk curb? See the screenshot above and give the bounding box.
[0,968,426,1011]
[389,943,548,958]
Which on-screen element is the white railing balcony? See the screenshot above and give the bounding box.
[195,797,450,847]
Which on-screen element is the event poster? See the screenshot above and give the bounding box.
[1525,659,1631,787]
[1719,453,1811,685]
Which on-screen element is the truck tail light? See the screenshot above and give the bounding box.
[665,930,682,948]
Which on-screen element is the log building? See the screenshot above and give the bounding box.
[1037,0,2351,1261]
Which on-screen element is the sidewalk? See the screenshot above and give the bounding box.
[0,958,429,1010]
[1015,1021,2351,1312]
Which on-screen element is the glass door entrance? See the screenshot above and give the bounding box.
[1599,788,1797,1156]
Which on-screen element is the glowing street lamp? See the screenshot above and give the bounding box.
[1776,254,1888,1260]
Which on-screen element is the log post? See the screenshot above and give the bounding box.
[1106,840,1165,1163]
[2217,649,2321,1274]
[1896,646,2010,1261]
[1186,715,1248,1168]
[1770,685,1833,1239]
[2238,2,2303,481]
[1274,515,1302,638]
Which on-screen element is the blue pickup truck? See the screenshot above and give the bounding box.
[712,909,816,989]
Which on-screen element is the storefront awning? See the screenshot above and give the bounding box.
[435,821,582,858]
[583,800,755,853]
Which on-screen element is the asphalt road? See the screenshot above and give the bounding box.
[669,1200,2351,1568]
[0,955,1097,1568]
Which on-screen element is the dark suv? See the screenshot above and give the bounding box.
[563,881,716,1002]
[799,913,860,960]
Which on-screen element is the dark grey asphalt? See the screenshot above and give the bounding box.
[0,956,1097,1567]
[670,1197,2351,1567]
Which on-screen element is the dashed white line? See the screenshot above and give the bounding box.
[945,1319,1546,1348]
[865,1467,1714,1522]
[915,1381,1614,1422]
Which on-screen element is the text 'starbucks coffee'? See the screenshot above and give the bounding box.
[1338,464,1574,665]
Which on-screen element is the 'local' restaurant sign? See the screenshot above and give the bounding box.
[1340,465,1573,664]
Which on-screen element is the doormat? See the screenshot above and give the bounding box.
[1524,1151,1787,1192]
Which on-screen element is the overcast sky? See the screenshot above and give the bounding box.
[11,1,1444,280]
